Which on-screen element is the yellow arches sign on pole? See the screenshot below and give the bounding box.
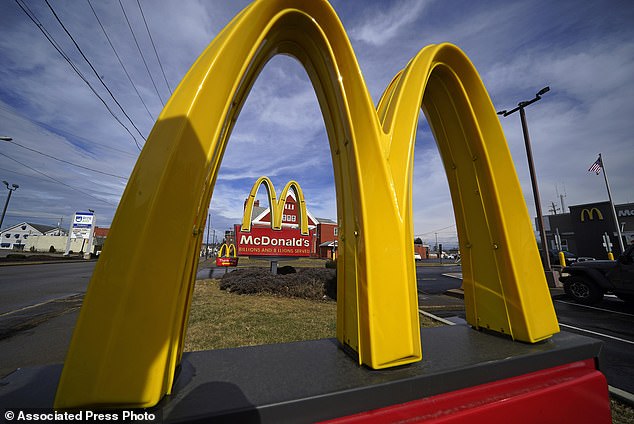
[241,176,309,235]
[55,0,559,409]
[215,243,238,267]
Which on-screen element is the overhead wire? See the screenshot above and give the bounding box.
[6,140,128,180]
[42,0,146,147]
[415,224,457,238]
[0,151,119,206]
[86,0,156,122]
[118,0,166,107]
[136,0,173,95]
[0,103,137,158]
[13,0,143,151]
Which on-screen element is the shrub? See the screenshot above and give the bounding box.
[220,267,336,300]
[6,254,27,260]
[325,259,337,269]
[277,265,296,275]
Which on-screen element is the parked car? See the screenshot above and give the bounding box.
[414,253,422,261]
[550,249,578,265]
[559,244,634,305]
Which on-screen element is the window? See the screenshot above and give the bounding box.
[1,243,10,248]
[21,225,27,230]
[4,234,10,238]
[333,227,338,236]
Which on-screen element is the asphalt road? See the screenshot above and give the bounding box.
[0,261,96,377]
[416,265,634,395]
[416,264,462,294]
[0,261,95,315]
[552,295,634,394]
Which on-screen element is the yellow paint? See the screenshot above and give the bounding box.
[55,0,558,409]
[608,252,615,260]
[240,176,308,235]
[559,251,567,267]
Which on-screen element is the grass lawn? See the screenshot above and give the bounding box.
[184,279,441,351]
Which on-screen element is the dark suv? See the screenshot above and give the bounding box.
[559,244,634,305]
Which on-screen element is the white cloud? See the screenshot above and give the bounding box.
[349,0,433,46]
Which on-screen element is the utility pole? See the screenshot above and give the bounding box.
[206,213,211,258]
[498,86,553,274]
[548,201,560,215]
[1,181,19,230]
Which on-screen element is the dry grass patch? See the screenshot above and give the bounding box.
[185,279,442,352]
[185,279,337,351]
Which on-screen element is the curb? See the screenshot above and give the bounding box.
[419,309,456,326]
[0,259,95,267]
[609,385,634,407]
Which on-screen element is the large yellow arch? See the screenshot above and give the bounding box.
[55,0,558,409]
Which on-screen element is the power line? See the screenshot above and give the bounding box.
[118,0,166,107]
[86,0,156,122]
[6,140,128,180]
[0,165,37,180]
[0,151,118,206]
[415,224,457,238]
[0,103,138,158]
[136,0,173,95]
[13,0,143,151]
[42,0,147,147]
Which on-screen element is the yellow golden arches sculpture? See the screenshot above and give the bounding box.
[55,0,559,409]
[240,176,309,235]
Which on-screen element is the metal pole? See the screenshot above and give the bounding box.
[599,153,625,253]
[0,189,14,230]
[206,213,211,258]
[519,106,552,272]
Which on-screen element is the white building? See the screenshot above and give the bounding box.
[0,222,65,250]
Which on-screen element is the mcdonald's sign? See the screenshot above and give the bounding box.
[237,177,314,257]
[580,207,604,222]
[215,243,238,267]
[55,0,559,409]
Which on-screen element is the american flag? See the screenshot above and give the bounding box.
[588,156,602,175]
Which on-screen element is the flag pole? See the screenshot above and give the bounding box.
[599,153,625,254]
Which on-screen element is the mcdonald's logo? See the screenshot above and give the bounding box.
[241,176,309,235]
[580,208,604,222]
[55,0,559,409]
[216,243,238,267]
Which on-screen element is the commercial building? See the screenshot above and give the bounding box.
[542,201,634,259]
[0,222,64,250]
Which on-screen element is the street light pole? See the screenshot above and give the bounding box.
[498,86,552,273]
[1,180,19,230]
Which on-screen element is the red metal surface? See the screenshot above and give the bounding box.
[323,359,611,423]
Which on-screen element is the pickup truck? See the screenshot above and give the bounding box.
[559,244,634,305]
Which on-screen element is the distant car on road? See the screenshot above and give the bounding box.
[559,244,634,305]
[414,253,422,261]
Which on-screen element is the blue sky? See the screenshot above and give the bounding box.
[1,0,633,248]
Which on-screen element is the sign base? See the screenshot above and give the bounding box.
[0,326,610,422]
